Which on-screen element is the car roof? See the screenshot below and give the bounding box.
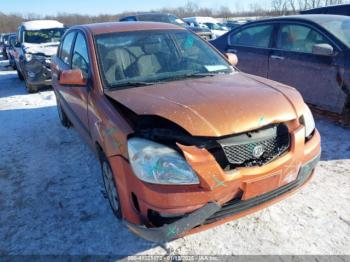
[248,14,350,25]
[78,22,184,35]
[22,20,64,30]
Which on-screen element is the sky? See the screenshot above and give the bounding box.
[0,0,268,16]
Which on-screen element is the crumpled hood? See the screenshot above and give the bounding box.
[105,72,305,137]
[23,42,59,56]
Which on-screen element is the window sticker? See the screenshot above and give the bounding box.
[205,65,228,72]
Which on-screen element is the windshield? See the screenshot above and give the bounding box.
[24,28,65,44]
[318,16,350,47]
[96,30,232,89]
[139,14,187,26]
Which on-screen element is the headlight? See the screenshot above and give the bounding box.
[127,138,200,185]
[24,53,33,61]
[24,53,45,62]
[301,104,315,138]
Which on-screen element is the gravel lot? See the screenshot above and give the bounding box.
[0,65,349,257]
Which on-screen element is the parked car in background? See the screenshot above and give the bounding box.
[119,13,213,40]
[0,33,15,60]
[184,17,229,39]
[224,20,247,31]
[14,20,66,93]
[51,21,320,242]
[300,4,350,15]
[211,15,350,117]
[7,34,17,69]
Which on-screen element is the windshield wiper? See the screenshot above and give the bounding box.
[160,72,217,82]
[109,81,157,89]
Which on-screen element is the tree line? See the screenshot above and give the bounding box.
[1,0,349,33]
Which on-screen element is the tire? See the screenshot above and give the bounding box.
[17,69,24,81]
[25,80,38,93]
[56,97,71,128]
[100,154,122,219]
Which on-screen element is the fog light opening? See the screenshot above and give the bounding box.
[131,192,140,212]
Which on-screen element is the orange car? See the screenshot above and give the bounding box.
[51,22,321,242]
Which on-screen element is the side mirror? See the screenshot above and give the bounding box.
[225,53,238,66]
[15,41,21,48]
[312,43,333,56]
[59,69,87,86]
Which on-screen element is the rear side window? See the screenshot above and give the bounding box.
[72,33,90,76]
[230,24,274,48]
[276,24,330,53]
[60,32,76,65]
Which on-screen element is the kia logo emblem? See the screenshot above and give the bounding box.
[252,145,265,158]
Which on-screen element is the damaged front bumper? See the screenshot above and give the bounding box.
[23,56,52,86]
[125,153,320,242]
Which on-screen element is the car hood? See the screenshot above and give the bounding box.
[23,42,60,56]
[105,72,305,137]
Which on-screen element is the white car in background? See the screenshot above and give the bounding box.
[14,20,66,93]
[183,17,229,39]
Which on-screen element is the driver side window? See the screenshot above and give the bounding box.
[276,24,330,53]
[72,33,90,76]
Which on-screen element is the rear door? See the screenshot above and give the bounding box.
[53,31,91,141]
[226,23,275,77]
[268,22,344,113]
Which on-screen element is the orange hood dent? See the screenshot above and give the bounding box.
[105,72,305,137]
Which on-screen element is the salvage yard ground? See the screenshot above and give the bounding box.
[0,65,349,256]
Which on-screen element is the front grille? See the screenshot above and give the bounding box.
[217,124,290,168]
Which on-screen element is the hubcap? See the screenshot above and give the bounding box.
[102,162,119,212]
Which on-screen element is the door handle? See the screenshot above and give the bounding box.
[270,55,285,60]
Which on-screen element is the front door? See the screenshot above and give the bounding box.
[226,23,275,78]
[268,23,345,113]
[53,31,91,141]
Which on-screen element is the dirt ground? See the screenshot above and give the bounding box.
[0,66,349,257]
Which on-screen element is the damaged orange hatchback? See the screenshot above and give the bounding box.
[51,22,321,242]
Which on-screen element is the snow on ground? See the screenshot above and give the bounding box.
[0,67,349,257]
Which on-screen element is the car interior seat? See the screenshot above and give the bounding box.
[104,47,136,83]
[135,40,162,77]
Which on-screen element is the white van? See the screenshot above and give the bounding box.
[15,20,66,92]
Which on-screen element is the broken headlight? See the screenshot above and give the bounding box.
[24,53,45,62]
[301,104,316,139]
[24,53,33,62]
[127,138,199,185]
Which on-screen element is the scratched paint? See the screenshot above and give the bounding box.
[167,224,178,238]
[210,174,226,190]
[104,126,123,152]
[258,116,265,127]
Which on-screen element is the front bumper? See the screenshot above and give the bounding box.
[23,57,52,86]
[125,153,320,242]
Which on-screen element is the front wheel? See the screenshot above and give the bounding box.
[56,97,71,128]
[101,155,122,219]
[25,80,37,93]
[17,69,24,81]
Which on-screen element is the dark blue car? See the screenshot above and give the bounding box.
[210,15,350,116]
